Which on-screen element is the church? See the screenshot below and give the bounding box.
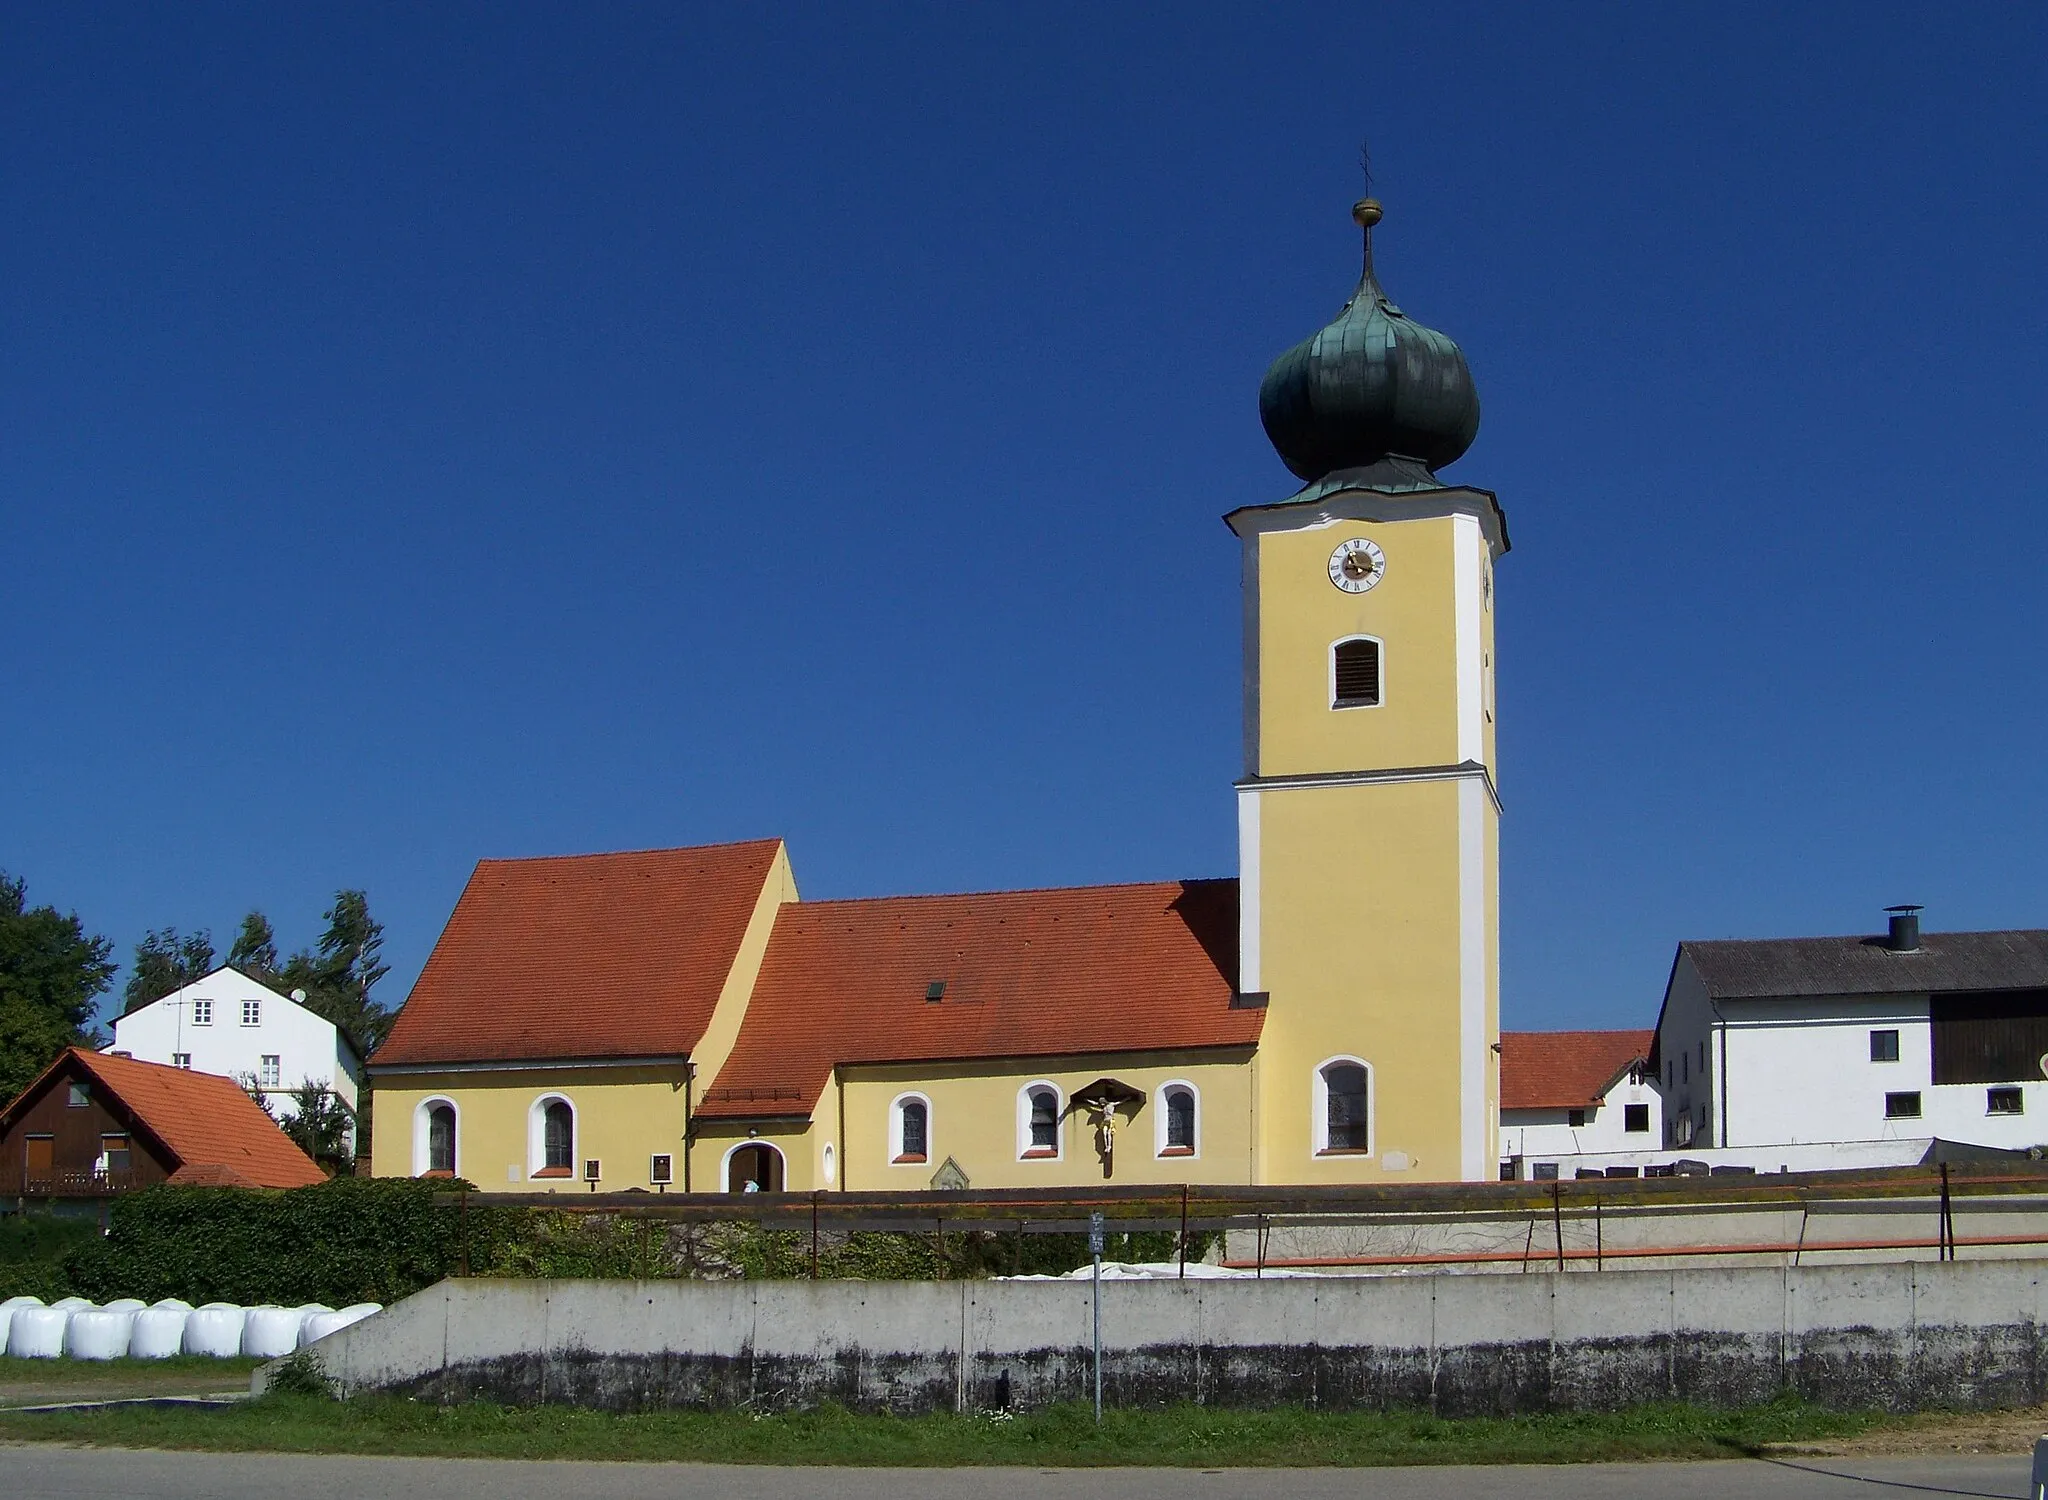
[368,195,1507,1192]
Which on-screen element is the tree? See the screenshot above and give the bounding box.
[121,927,216,1014]
[0,873,116,1106]
[226,912,279,984]
[278,889,395,1054]
[281,1079,354,1173]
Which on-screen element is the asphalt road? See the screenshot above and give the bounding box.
[0,1448,2035,1500]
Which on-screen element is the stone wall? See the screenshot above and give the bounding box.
[270,1258,2048,1415]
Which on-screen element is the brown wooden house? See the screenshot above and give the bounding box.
[0,1048,327,1199]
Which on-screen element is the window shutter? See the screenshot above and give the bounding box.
[1333,640,1381,708]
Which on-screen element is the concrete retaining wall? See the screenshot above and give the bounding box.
[274,1258,2048,1415]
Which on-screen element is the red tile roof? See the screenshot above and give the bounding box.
[697,878,1256,1119]
[375,840,783,1067]
[66,1050,327,1188]
[1499,1030,1653,1112]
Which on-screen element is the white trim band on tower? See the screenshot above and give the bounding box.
[1453,511,1484,766]
[1458,775,1490,1182]
[1237,787,1261,995]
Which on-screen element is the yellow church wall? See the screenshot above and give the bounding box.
[688,1117,820,1192]
[687,844,799,1099]
[373,1064,690,1191]
[834,1051,1257,1191]
[1252,512,1467,778]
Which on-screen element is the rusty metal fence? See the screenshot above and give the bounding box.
[439,1161,2048,1278]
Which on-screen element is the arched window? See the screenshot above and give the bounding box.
[1331,637,1382,709]
[428,1105,456,1174]
[412,1096,459,1177]
[1019,1082,1062,1158]
[726,1142,783,1193]
[1154,1080,1199,1157]
[1319,1060,1371,1153]
[892,1095,930,1164]
[528,1095,576,1179]
[544,1101,573,1172]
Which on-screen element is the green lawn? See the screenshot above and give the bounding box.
[0,1392,1889,1465]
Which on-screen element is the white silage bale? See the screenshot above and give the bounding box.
[0,1295,45,1351]
[241,1305,306,1358]
[287,1304,334,1347]
[65,1308,134,1360]
[130,1305,191,1359]
[150,1298,194,1311]
[103,1297,148,1314]
[182,1304,247,1357]
[50,1296,94,1313]
[7,1305,68,1358]
[298,1303,379,1345]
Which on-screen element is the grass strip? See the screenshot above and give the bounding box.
[0,1355,263,1382]
[0,1393,1888,1466]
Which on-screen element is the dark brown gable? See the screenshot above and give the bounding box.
[1931,989,2048,1085]
[0,1055,175,1195]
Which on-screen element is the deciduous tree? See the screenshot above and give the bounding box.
[121,927,216,1014]
[0,873,115,1106]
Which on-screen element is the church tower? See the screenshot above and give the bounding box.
[1230,197,1504,1183]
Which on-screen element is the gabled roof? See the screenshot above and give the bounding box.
[0,1049,326,1189]
[113,965,365,1065]
[1681,930,2048,1000]
[374,840,784,1068]
[1499,1030,1653,1112]
[697,878,1256,1119]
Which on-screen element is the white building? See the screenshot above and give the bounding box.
[1498,1029,1661,1179]
[108,966,363,1146]
[1653,909,2048,1159]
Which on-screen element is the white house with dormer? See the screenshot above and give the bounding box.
[108,966,363,1147]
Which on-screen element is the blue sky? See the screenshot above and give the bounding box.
[5,5,2045,1033]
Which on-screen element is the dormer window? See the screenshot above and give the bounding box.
[1332,638,1382,709]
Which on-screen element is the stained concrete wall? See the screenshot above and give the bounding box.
[272,1258,2048,1416]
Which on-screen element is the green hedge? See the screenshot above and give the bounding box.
[60,1178,532,1306]
[27,1180,1211,1306]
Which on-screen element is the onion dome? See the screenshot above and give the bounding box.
[1259,199,1480,484]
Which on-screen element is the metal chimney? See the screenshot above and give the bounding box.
[1884,905,1923,953]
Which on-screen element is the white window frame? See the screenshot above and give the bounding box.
[171,1052,191,1069]
[1154,1079,1201,1159]
[1017,1080,1064,1161]
[191,998,213,1026]
[889,1091,933,1164]
[241,998,262,1027]
[528,1093,577,1178]
[411,1096,459,1177]
[1312,1055,1374,1157]
[821,1141,837,1186]
[1329,634,1386,712]
[259,1054,281,1088]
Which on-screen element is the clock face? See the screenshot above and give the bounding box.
[1328,537,1386,594]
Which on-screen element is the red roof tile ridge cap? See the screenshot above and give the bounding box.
[472,837,783,869]
[790,875,1235,911]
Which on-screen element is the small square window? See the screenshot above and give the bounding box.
[241,999,262,1026]
[192,998,213,1026]
[1884,1091,1922,1120]
[259,1054,281,1088]
[1566,1108,1586,1128]
[1624,1103,1650,1133]
[1870,1029,1900,1063]
[1988,1087,2024,1116]
[172,1052,191,1069]
[67,1082,89,1108]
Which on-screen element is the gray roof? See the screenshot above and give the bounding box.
[1682,930,2048,1000]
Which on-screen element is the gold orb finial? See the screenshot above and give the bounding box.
[1352,197,1383,229]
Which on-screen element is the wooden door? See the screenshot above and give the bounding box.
[24,1134,53,1182]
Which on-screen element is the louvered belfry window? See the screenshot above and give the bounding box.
[1333,639,1381,708]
